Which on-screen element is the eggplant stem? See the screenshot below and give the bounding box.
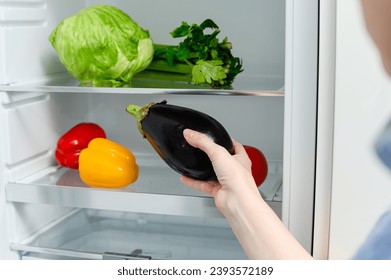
[126,104,143,121]
[126,102,156,137]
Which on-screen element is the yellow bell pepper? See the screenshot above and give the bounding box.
[79,138,138,188]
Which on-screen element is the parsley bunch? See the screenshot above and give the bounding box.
[147,19,243,88]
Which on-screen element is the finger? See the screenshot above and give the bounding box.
[180,175,217,196]
[183,128,213,149]
[231,138,252,170]
[231,138,246,155]
[183,128,228,161]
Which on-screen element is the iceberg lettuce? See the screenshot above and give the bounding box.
[49,5,154,87]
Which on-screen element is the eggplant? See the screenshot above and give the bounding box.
[126,100,234,181]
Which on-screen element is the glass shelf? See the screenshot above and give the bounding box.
[6,156,282,218]
[0,72,284,96]
[11,208,247,260]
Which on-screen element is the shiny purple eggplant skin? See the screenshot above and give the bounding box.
[126,100,234,180]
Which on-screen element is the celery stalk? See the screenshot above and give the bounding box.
[146,60,192,75]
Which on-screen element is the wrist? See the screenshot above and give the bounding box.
[220,181,266,220]
[220,186,312,259]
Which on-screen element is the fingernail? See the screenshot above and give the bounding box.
[183,128,193,138]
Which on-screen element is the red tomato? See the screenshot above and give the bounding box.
[244,145,268,187]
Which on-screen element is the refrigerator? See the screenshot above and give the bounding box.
[0,0,335,260]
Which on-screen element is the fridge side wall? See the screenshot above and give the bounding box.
[312,0,336,260]
[0,0,86,85]
[0,93,74,259]
[283,0,319,253]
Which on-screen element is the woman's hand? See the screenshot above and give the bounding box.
[180,128,261,217]
[180,128,312,259]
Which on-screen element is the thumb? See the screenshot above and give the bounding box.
[183,129,226,161]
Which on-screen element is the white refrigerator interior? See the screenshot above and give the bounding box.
[0,0,322,259]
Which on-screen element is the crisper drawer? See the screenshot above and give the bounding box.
[11,209,247,260]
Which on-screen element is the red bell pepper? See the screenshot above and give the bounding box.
[55,122,106,169]
[244,145,268,187]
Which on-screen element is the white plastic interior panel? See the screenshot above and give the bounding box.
[0,0,84,84]
[3,93,284,168]
[4,94,57,165]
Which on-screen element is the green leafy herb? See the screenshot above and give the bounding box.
[146,19,243,88]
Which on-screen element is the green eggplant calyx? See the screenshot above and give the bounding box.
[126,102,155,137]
